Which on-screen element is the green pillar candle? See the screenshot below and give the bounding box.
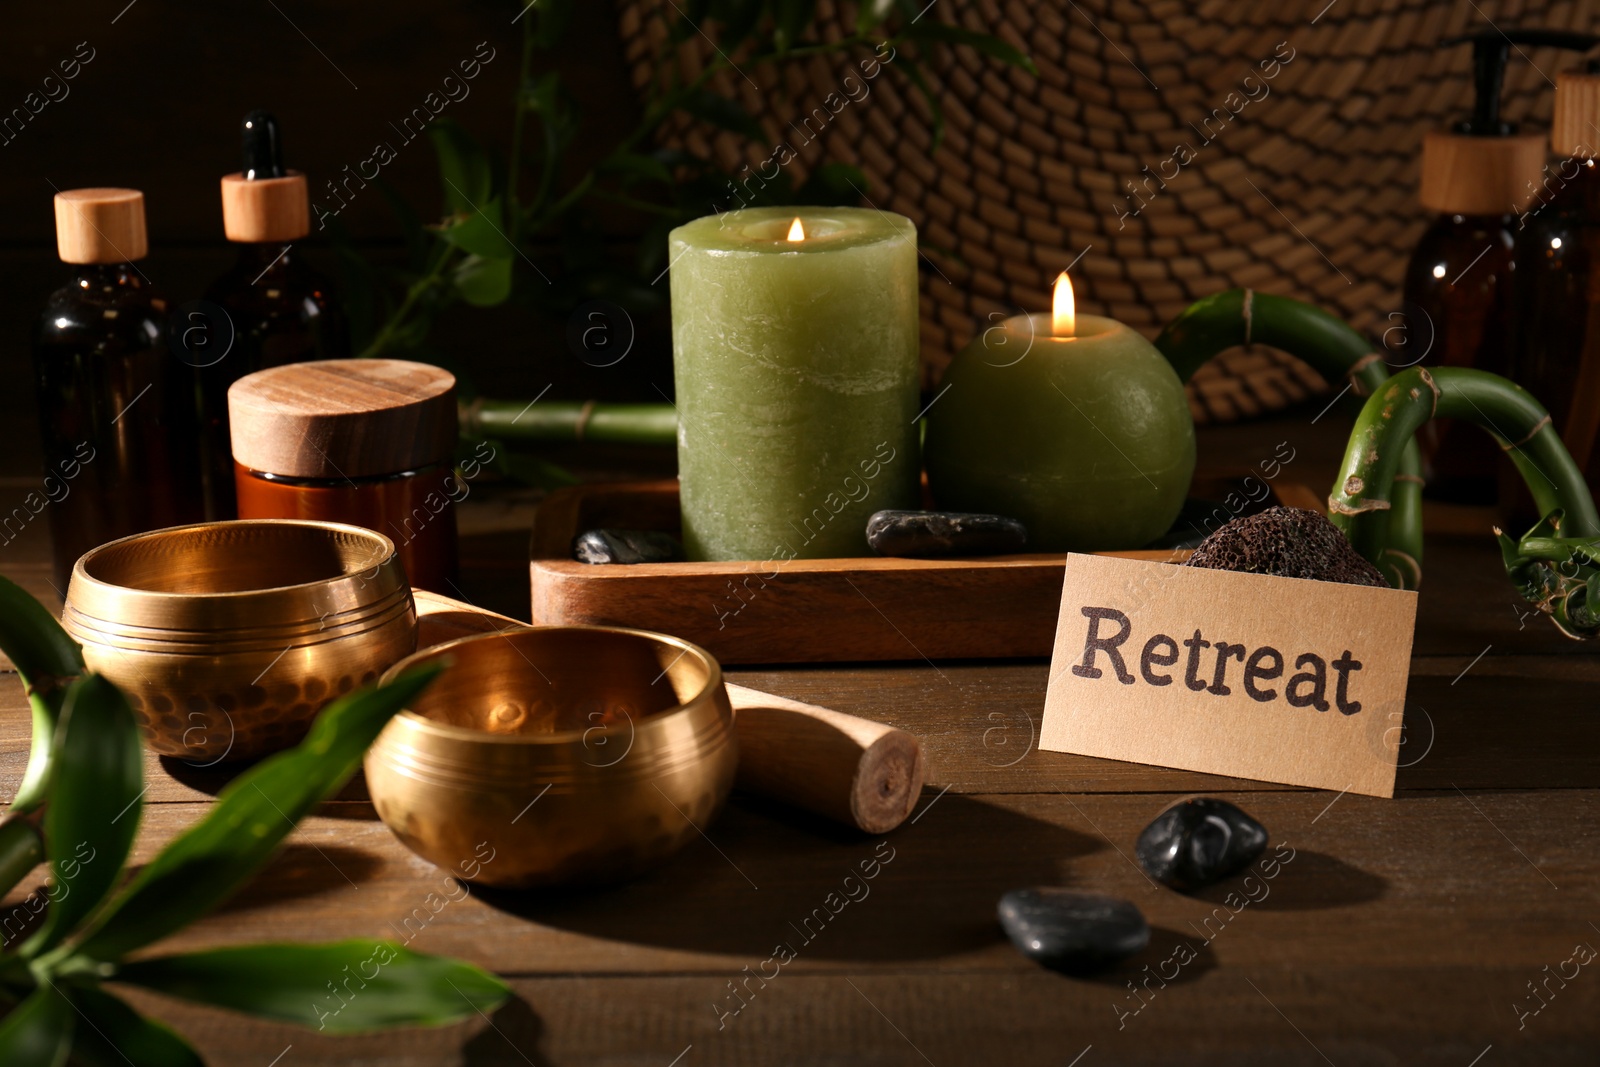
[669,206,921,561]
[923,297,1195,550]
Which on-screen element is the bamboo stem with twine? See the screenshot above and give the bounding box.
[459,398,677,447]
[1329,366,1600,638]
[1154,288,1427,589]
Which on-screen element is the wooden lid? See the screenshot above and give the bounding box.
[53,188,148,264]
[1553,70,1600,158]
[220,171,310,243]
[229,359,458,479]
[1419,131,1546,215]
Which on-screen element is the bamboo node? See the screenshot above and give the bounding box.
[22,673,75,698]
[1348,352,1382,385]
[462,396,485,435]
[1501,414,1552,452]
[574,400,597,441]
[1382,549,1421,589]
[1418,367,1439,419]
[1327,495,1390,516]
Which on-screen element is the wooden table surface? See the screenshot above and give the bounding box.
[1,415,1597,1066]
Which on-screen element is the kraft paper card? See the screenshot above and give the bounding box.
[1040,553,1418,798]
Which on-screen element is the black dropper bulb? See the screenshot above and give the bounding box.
[1444,29,1600,136]
[241,110,286,180]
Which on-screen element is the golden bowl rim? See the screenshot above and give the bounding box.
[379,625,726,747]
[69,519,399,604]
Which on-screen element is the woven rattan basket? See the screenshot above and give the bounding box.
[616,0,1585,423]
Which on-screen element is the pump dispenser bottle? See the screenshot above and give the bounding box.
[195,110,348,518]
[34,189,203,591]
[1511,57,1600,494]
[1403,30,1596,503]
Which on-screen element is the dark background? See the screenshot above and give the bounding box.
[1,0,650,471]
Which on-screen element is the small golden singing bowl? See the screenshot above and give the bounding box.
[63,520,416,763]
[366,627,738,889]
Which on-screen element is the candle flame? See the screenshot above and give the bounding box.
[787,217,806,242]
[1052,271,1076,337]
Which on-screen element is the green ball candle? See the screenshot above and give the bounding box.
[924,277,1195,551]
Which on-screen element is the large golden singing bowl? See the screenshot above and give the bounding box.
[63,520,416,763]
[367,627,738,888]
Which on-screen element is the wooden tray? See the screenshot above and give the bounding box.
[528,478,1324,665]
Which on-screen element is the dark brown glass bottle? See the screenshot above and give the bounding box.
[195,243,348,517]
[34,189,204,593]
[1401,213,1517,504]
[1397,30,1594,504]
[1510,156,1600,494]
[192,110,348,519]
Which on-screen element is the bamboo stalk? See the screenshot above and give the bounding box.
[460,399,677,447]
[1155,289,1426,588]
[1330,366,1600,638]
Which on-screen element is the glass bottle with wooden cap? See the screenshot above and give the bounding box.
[229,359,459,592]
[195,110,348,520]
[1511,54,1600,497]
[33,187,203,592]
[1403,31,1590,503]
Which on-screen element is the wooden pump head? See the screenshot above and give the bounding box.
[1421,30,1599,215]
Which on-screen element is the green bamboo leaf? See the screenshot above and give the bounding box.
[520,69,561,114]
[117,940,510,1035]
[796,162,868,206]
[601,151,674,188]
[23,675,142,958]
[708,0,764,51]
[66,985,203,1067]
[0,817,44,909]
[434,200,516,259]
[72,667,443,962]
[0,982,72,1067]
[453,255,515,307]
[0,576,86,814]
[904,21,1037,74]
[428,118,494,216]
[773,0,816,53]
[678,88,768,144]
[530,0,574,49]
[856,0,895,33]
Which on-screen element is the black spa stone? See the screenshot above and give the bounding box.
[1135,797,1269,892]
[572,528,684,565]
[866,509,1027,558]
[997,888,1150,974]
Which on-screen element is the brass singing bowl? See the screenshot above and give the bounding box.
[366,627,738,889]
[63,520,416,762]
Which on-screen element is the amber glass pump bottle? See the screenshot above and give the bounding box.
[194,109,349,518]
[33,189,204,591]
[1511,60,1600,498]
[1402,30,1596,504]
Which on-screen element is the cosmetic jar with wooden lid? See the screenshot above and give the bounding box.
[229,359,460,591]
